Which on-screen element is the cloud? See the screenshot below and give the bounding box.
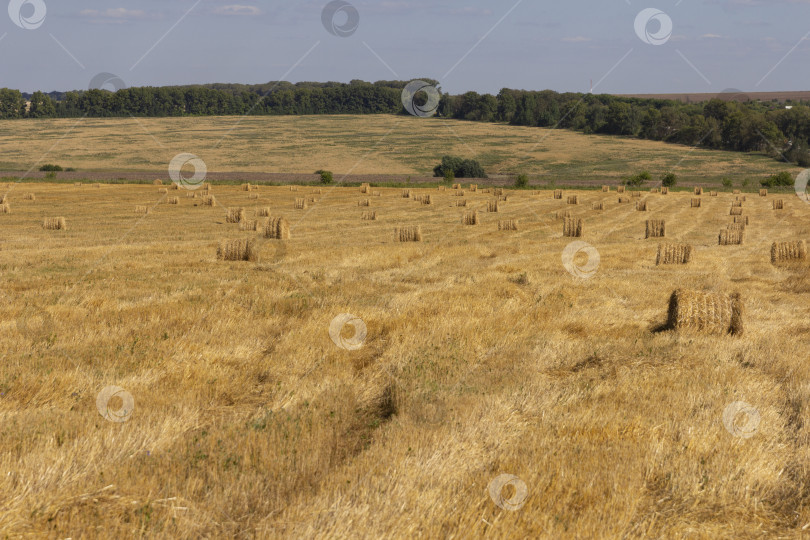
[213,5,262,16]
[701,33,724,39]
[79,8,149,23]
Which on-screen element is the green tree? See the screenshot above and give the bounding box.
[316,170,333,184]
[661,172,677,188]
[721,178,733,188]
[515,174,528,188]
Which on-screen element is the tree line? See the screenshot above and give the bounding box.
[2,80,809,166]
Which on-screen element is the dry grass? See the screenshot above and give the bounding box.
[694,187,703,195]
[691,198,702,208]
[567,195,579,205]
[592,202,604,211]
[733,189,741,194]
[358,199,371,207]
[264,216,291,240]
[158,188,168,194]
[710,191,718,197]
[135,205,150,214]
[617,185,626,193]
[563,217,583,237]
[736,195,746,202]
[454,200,467,207]
[462,211,479,226]
[257,207,271,218]
[656,242,693,265]
[661,187,668,195]
[217,238,259,262]
[469,184,478,192]
[760,189,768,197]
[0,203,9,214]
[602,185,609,192]
[294,198,307,210]
[455,190,466,197]
[487,201,499,213]
[153,179,163,185]
[4,184,810,539]
[631,191,642,198]
[202,195,215,207]
[636,200,648,212]
[719,229,745,245]
[498,219,518,231]
[618,197,630,204]
[167,197,179,205]
[553,190,563,200]
[646,219,665,238]
[730,207,743,216]
[402,190,411,199]
[362,211,377,221]
[395,225,422,242]
[773,199,784,210]
[42,216,67,230]
[731,201,743,208]
[665,289,744,335]
[771,240,807,263]
[24,193,35,201]
[226,208,246,224]
[421,195,433,206]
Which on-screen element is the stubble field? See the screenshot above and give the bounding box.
[1,181,809,537]
[0,115,800,184]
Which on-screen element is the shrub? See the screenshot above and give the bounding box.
[721,178,733,188]
[39,164,63,172]
[316,170,333,184]
[661,173,677,188]
[761,171,793,188]
[433,156,487,179]
[625,171,651,187]
[515,174,528,188]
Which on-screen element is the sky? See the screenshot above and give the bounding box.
[1,0,809,96]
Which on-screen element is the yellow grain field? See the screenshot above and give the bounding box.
[1,183,809,538]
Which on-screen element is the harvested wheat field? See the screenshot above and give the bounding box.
[1,183,810,538]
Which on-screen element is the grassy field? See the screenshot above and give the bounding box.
[1,181,809,537]
[0,115,801,185]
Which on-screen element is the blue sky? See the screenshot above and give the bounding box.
[2,0,809,95]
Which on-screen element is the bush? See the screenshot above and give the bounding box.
[433,155,487,179]
[721,178,733,188]
[40,164,63,172]
[45,171,57,179]
[443,169,455,183]
[661,172,677,188]
[761,171,793,188]
[515,174,529,188]
[316,170,333,184]
[625,171,651,187]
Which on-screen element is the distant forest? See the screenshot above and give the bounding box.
[2,79,809,166]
